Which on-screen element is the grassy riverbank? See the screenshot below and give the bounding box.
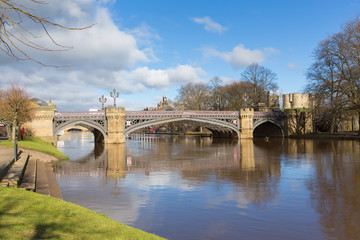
[0,136,68,160]
[0,187,165,240]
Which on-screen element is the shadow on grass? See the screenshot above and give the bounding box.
[31,223,63,240]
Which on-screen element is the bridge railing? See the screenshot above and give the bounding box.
[55,110,283,118]
[125,111,239,118]
[55,111,105,118]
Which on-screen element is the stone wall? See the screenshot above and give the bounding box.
[283,109,313,136]
[23,107,55,142]
[283,93,315,109]
[337,112,359,132]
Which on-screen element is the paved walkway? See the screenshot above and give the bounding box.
[1,144,63,199]
[0,145,15,180]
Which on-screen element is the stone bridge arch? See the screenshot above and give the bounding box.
[253,111,284,138]
[53,119,107,143]
[253,119,284,137]
[53,111,107,143]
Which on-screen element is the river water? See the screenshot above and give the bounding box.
[54,132,360,240]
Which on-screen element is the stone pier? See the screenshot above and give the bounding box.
[239,108,254,139]
[105,107,125,144]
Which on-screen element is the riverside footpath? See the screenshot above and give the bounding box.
[0,146,14,181]
[0,145,63,199]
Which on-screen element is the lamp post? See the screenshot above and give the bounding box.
[99,95,107,111]
[13,118,18,161]
[110,88,119,108]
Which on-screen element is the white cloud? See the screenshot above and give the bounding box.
[0,1,151,69]
[113,65,206,91]
[26,8,150,70]
[126,23,161,47]
[0,1,208,111]
[0,64,207,110]
[192,17,227,34]
[203,44,279,68]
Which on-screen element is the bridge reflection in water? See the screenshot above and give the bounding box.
[55,133,282,204]
[55,134,246,180]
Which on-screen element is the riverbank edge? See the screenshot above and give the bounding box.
[288,133,360,140]
[0,187,166,240]
[0,136,69,161]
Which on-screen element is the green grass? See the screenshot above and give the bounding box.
[0,136,68,160]
[0,187,166,240]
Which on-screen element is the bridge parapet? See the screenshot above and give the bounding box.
[125,111,239,117]
[55,111,105,118]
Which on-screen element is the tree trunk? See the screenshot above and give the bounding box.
[6,125,12,140]
[330,114,336,134]
[358,112,360,136]
[11,124,16,143]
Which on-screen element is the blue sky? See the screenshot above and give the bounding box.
[0,0,359,110]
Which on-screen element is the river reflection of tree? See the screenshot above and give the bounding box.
[305,140,360,240]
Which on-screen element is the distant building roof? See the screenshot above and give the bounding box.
[30,98,50,107]
[30,98,56,110]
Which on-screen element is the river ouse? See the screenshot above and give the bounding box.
[54,132,360,240]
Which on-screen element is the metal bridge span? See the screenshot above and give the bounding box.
[53,110,284,142]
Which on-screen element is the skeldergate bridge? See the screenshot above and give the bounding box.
[26,106,286,144]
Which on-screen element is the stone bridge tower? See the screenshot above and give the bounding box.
[239,108,254,138]
[23,100,56,142]
[105,107,125,144]
[282,93,314,136]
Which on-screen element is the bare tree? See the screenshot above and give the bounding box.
[0,0,92,66]
[209,77,227,111]
[284,109,311,135]
[338,18,360,133]
[0,84,33,141]
[306,17,360,134]
[241,63,278,108]
[175,82,211,110]
[306,38,346,133]
[222,81,252,111]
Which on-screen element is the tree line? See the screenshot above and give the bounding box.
[306,17,360,133]
[174,63,279,111]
